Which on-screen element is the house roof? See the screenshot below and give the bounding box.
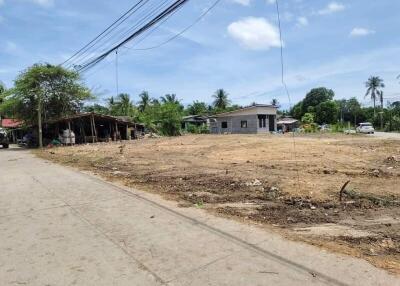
[182,115,209,122]
[1,119,23,128]
[45,112,143,127]
[277,118,299,125]
[212,104,277,118]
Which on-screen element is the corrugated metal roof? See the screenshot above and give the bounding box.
[1,119,23,128]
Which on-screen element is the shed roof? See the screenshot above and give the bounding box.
[45,113,143,127]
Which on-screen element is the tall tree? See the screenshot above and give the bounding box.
[109,93,136,117]
[377,90,384,129]
[160,94,179,104]
[138,91,150,112]
[365,76,384,117]
[212,89,230,110]
[302,87,335,115]
[187,101,207,115]
[1,63,91,147]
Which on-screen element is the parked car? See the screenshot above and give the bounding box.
[0,128,9,148]
[356,122,375,134]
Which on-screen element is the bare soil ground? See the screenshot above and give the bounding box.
[36,134,400,273]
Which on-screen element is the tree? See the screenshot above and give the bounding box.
[109,93,136,117]
[271,98,280,107]
[1,63,91,147]
[160,94,179,104]
[314,101,338,124]
[347,97,362,125]
[158,102,183,136]
[301,113,314,124]
[83,104,109,115]
[377,90,384,129]
[138,91,150,112]
[0,82,6,107]
[365,76,384,117]
[212,89,230,110]
[302,87,335,115]
[187,101,207,115]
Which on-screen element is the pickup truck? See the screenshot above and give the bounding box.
[0,128,9,148]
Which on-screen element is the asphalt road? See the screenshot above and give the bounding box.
[369,131,400,140]
[0,147,399,286]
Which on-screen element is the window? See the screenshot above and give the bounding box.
[241,120,248,128]
[258,115,266,128]
[221,121,228,129]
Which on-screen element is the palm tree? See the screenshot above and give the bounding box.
[116,93,134,116]
[138,91,150,112]
[212,89,230,110]
[365,76,384,117]
[161,94,179,104]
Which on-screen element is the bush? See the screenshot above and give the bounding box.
[186,124,209,134]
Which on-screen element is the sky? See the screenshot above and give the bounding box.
[1,0,400,109]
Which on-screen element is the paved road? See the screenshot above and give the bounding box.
[369,131,400,140]
[0,147,399,286]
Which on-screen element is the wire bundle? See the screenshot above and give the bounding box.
[61,0,190,73]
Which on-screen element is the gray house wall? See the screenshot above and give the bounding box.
[210,114,277,134]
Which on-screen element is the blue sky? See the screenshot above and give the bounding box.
[1,0,400,109]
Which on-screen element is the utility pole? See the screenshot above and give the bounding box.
[38,95,43,148]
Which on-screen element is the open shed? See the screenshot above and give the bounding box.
[42,113,144,145]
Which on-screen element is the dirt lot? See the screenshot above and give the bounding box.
[37,133,400,273]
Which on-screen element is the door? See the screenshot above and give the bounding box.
[269,115,275,131]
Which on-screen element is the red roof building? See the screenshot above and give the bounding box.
[1,119,23,128]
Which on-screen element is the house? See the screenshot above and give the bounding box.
[182,115,209,130]
[209,104,278,134]
[277,117,300,132]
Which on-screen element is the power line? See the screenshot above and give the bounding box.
[76,0,190,73]
[82,0,221,79]
[61,0,147,67]
[125,0,222,51]
[69,0,172,69]
[275,0,301,190]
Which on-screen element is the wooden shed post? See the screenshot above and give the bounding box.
[68,121,72,145]
[115,121,119,140]
[90,115,95,143]
[126,124,130,140]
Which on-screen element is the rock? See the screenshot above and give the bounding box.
[371,169,380,177]
[245,179,262,187]
[310,205,317,210]
[265,188,279,200]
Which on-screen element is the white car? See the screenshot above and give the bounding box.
[356,123,375,134]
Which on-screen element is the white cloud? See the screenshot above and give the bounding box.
[231,0,251,6]
[297,16,308,27]
[350,27,375,37]
[227,17,281,50]
[318,2,345,15]
[266,0,275,4]
[0,0,4,6]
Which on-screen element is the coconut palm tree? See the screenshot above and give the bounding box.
[365,76,384,117]
[160,94,179,105]
[116,93,134,116]
[138,91,150,112]
[212,89,230,110]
